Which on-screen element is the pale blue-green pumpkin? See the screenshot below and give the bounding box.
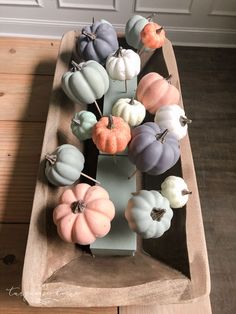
[125,190,173,239]
[61,60,109,105]
[71,110,97,141]
[125,15,149,50]
[45,144,85,187]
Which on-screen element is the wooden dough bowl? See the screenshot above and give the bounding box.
[22,31,210,307]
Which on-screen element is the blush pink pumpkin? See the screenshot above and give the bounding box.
[53,183,115,245]
[136,72,180,114]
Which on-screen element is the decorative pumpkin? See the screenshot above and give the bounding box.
[128,122,180,175]
[125,190,173,239]
[141,22,166,49]
[161,176,192,208]
[112,97,146,127]
[71,110,97,141]
[106,47,141,81]
[45,144,85,186]
[61,60,109,117]
[77,20,119,65]
[136,72,180,114]
[125,15,149,50]
[53,183,115,245]
[154,104,192,140]
[92,115,131,154]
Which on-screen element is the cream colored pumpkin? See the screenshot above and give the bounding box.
[154,104,192,140]
[106,47,141,81]
[112,97,146,127]
[161,176,191,208]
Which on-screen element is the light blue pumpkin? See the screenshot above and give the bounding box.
[125,15,149,50]
[125,190,173,239]
[61,60,109,105]
[45,144,85,186]
[71,111,97,141]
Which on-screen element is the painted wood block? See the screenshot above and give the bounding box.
[90,155,137,256]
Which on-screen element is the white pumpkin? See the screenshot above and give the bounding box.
[161,176,191,208]
[154,104,192,140]
[106,47,141,81]
[112,97,146,127]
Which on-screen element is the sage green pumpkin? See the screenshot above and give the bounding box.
[125,190,173,239]
[61,60,109,105]
[125,15,148,50]
[45,144,85,186]
[71,111,97,141]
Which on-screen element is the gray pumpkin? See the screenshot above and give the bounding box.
[77,20,119,65]
[45,144,85,186]
[125,190,173,239]
[128,122,180,175]
[125,15,148,50]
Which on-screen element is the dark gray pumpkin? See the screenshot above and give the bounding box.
[77,21,119,65]
[128,122,180,175]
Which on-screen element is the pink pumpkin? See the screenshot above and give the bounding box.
[136,72,180,114]
[53,183,115,245]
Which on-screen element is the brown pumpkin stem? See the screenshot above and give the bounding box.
[150,208,166,221]
[180,116,192,126]
[115,46,123,57]
[165,74,172,82]
[82,30,96,41]
[182,190,192,196]
[107,114,114,129]
[72,118,81,125]
[45,154,57,165]
[129,97,135,105]
[71,60,83,72]
[156,26,164,34]
[71,200,86,214]
[146,12,157,22]
[156,129,168,143]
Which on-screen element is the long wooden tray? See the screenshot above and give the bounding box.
[22,31,210,307]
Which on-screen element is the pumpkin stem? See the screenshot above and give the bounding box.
[94,100,103,118]
[165,74,172,82]
[129,97,135,105]
[92,17,95,24]
[80,172,101,185]
[71,200,86,214]
[115,46,123,57]
[180,116,192,126]
[107,115,114,130]
[82,30,96,41]
[45,154,57,165]
[156,129,168,143]
[128,168,137,179]
[150,208,166,221]
[71,60,83,72]
[156,26,163,34]
[72,118,81,125]
[146,12,157,22]
[182,189,192,196]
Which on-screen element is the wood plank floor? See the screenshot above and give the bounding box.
[0,36,234,313]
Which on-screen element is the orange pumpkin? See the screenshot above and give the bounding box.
[136,72,180,114]
[92,115,131,154]
[53,183,115,245]
[141,22,166,49]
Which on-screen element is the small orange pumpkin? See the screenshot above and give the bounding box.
[53,183,115,245]
[141,22,166,49]
[92,115,131,154]
[136,72,180,114]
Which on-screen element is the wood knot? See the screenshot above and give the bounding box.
[0,92,4,97]
[9,48,16,54]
